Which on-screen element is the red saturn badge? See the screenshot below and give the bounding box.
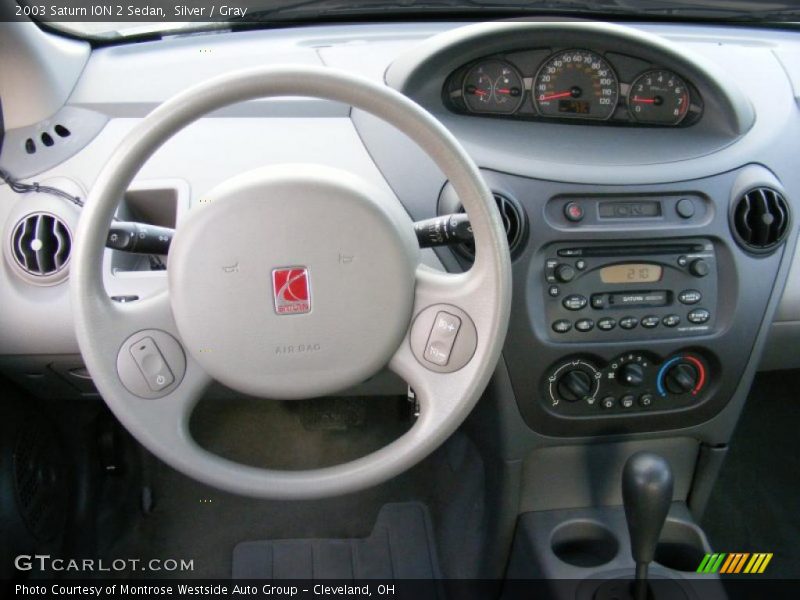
[272,267,311,315]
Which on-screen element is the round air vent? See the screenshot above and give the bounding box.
[456,193,527,261]
[9,212,72,284]
[731,187,791,253]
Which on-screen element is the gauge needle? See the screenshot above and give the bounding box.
[473,89,489,97]
[631,96,656,104]
[496,88,511,94]
[539,91,572,101]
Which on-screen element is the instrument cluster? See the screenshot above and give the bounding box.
[445,48,703,126]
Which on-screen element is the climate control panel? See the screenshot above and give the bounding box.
[545,351,709,416]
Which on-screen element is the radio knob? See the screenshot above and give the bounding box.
[555,264,576,283]
[557,369,593,403]
[619,363,645,387]
[689,259,709,278]
[664,362,698,394]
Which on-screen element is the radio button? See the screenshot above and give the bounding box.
[677,255,688,267]
[563,295,588,311]
[619,316,639,330]
[575,319,595,332]
[552,319,573,334]
[676,198,696,219]
[662,314,681,328]
[641,315,660,329]
[549,286,560,298]
[689,259,710,278]
[688,308,711,324]
[620,395,635,409]
[678,290,702,305]
[597,317,616,331]
[555,264,576,283]
[591,294,606,309]
[576,259,587,271]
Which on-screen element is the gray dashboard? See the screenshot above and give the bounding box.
[1,18,799,413]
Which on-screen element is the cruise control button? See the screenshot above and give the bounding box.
[678,290,702,305]
[641,315,660,329]
[619,316,639,330]
[597,317,616,331]
[600,396,615,409]
[688,308,710,324]
[423,311,462,366]
[129,337,175,391]
[620,394,635,409]
[639,393,654,407]
[552,319,572,334]
[562,295,588,311]
[662,314,681,327]
[575,319,595,332]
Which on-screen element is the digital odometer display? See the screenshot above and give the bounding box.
[534,49,619,120]
[558,99,591,114]
[600,264,663,284]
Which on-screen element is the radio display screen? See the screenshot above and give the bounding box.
[600,263,663,284]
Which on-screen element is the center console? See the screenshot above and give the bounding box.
[478,164,790,437]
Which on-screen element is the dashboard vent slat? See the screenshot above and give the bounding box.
[9,213,72,279]
[731,187,790,253]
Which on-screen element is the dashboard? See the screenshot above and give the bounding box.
[445,48,703,126]
[1,19,800,452]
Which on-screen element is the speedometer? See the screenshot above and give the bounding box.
[534,50,619,120]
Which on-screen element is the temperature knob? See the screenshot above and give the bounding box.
[664,363,698,394]
[656,354,707,397]
[557,370,593,402]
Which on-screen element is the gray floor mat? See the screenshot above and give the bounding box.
[232,502,441,579]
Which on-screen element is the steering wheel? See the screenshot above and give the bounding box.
[71,66,511,499]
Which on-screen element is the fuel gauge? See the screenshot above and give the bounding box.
[462,60,524,114]
[628,69,690,125]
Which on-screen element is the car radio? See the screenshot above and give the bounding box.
[543,238,717,342]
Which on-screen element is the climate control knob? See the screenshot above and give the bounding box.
[557,370,593,402]
[619,363,645,387]
[664,362,698,394]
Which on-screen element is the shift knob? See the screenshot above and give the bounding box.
[622,452,674,566]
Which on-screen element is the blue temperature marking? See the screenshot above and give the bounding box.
[657,356,683,397]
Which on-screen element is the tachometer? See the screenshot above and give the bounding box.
[462,60,524,114]
[628,69,690,125]
[534,50,619,120]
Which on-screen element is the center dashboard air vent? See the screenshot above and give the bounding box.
[456,193,527,261]
[9,212,72,284]
[731,187,791,254]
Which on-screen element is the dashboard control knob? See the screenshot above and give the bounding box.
[557,370,593,403]
[689,259,709,278]
[555,264,576,283]
[664,362,698,394]
[620,363,645,387]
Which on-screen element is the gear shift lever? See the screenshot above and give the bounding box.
[622,452,674,600]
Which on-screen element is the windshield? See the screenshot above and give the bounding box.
[15,0,800,40]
